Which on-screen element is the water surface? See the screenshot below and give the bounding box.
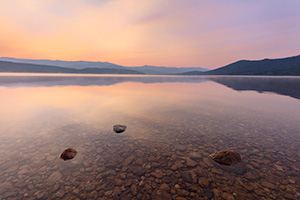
[0,74,299,199]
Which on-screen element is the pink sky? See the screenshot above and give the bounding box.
[0,0,300,69]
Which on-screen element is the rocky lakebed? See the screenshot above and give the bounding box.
[0,122,299,200]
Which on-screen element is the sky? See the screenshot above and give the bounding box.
[0,0,300,69]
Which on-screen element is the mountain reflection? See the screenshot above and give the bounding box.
[0,74,299,100]
[208,76,300,100]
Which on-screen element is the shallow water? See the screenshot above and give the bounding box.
[0,74,299,200]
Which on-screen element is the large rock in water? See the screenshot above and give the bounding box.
[113,124,127,133]
[60,148,77,161]
[209,150,241,166]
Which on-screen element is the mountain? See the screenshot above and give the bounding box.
[0,57,208,74]
[0,61,143,74]
[130,65,208,75]
[0,57,125,70]
[180,55,300,76]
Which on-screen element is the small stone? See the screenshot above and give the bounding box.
[55,191,64,198]
[135,149,145,157]
[159,183,169,191]
[174,145,186,151]
[203,158,214,167]
[279,185,286,190]
[288,179,295,184]
[104,190,112,196]
[188,152,202,159]
[198,177,210,187]
[274,164,283,171]
[212,188,220,197]
[113,124,127,133]
[209,150,241,166]
[60,148,77,161]
[113,186,122,195]
[96,147,103,153]
[47,171,62,185]
[244,172,256,180]
[183,157,197,167]
[261,181,276,189]
[131,184,138,195]
[122,155,135,167]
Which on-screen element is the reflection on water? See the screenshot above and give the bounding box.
[0,74,299,199]
[1,74,300,100]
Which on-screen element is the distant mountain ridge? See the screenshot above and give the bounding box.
[181,55,300,76]
[0,57,208,75]
[0,61,143,74]
[1,55,299,75]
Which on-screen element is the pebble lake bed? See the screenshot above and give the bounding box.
[0,74,299,200]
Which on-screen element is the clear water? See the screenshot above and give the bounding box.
[0,74,299,200]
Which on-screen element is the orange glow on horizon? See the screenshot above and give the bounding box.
[0,0,300,69]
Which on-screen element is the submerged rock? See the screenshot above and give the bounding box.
[60,148,77,161]
[209,150,241,166]
[113,124,127,133]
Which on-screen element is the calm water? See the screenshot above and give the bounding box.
[0,74,299,200]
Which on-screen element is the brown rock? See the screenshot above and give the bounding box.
[122,155,135,167]
[244,172,256,180]
[198,177,210,187]
[113,124,126,133]
[131,184,138,196]
[274,164,284,171]
[203,158,214,167]
[135,149,145,157]
[212,188,220,197]
[159,183,169,191]
[47,171,62,185]
[183,157,197,167]
[151,169,164,178]
[209,150,241,166]
[261,181,276,189]
[279,185,286,190]
[113,186,122,195]
[151,189,172,200]
[60,148,77,161]
[96,147,103,153]
[288,179,295,184]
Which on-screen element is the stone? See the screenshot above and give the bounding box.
[198,177,210,187]
[274,164,283,171]
[135,149,145,157]
[113,124,127,133]
[151,189,172,200]
[55,191,64,198]
[209,150,241,166]
[47,171,62,185]
[122,155,135,167]
[151,169,164,178]
[279,185,286,190]
[244,172,256,180]
[60,148,77,161]
[188,152,202,159]
[288,179,295,184]
[131,184,138,195]
[183,157,197,167]
[113,186,122,195]
[181,171,193,183]
[261,181,276,189]
[159,183,169,191]
[174,145,186,151]
[212,188,221,197]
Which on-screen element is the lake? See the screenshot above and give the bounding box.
[0,74,299,200]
